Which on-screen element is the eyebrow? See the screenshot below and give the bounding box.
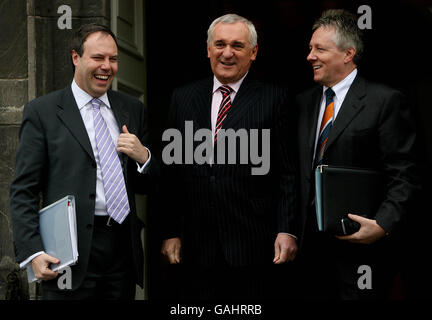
[91,54,119,58]
[214,40,246,46]
[232,41,245,47]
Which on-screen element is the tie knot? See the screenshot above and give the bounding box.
[219,85,233,96]
[325,88,335,101]
[91,98,102,110]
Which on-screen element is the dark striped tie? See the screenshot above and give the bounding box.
[315,88,335,167]
[214,85,233,142]
[92,98,130,224]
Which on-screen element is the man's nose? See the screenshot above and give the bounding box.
[222,46,234,58]
[100,58,111,70]
[307,49,316,62]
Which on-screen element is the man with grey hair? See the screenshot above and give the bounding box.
[160,13,298,299]
[295,9,418,299]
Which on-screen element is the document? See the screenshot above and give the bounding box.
[26,195,78,283]
[315,165,385,235]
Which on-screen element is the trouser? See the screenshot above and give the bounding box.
[176,245,296,300]
[42,215,136,300]
[297,211,397,300]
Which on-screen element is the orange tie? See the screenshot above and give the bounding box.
[315,88,335,166]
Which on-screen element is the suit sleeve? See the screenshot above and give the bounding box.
[159,89,184,240]
[375,90,419,234]
[128,99,160,195]
[274,89,299,236]
[9,102,47,263]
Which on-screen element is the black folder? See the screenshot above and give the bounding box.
[315,165,386,235]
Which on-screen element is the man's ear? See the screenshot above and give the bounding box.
[250,44,258,61]
[71,50,80,67]
[207,41,211,58]
[344,47,356,64]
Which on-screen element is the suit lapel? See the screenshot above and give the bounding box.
[56,87,95,161]
[107,90,129,132]
[193,78,213,130]
[325,75,366,151]
[221,74,260,130]
[107,90,130,167]
[305,86,323,167]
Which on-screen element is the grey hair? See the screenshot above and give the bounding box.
[207,13,258,48]
[313,9,363,64]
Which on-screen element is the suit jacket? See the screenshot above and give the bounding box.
[162,74,297,267]
[295,74,418,245]
[10,85,156,291]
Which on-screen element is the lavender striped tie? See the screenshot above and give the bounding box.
[92,98,130,224]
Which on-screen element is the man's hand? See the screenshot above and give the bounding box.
[31,253,60,281]
[273,233,297,264]
[336,213,386,244]
[117,125,149,164]
[161,237,182,264]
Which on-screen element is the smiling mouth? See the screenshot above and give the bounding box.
[220,61,235,67]
[312,65,322,70]
[94,74,110,81]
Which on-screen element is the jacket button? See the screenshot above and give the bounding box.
[89,193,95,200]
[86,224,92,230]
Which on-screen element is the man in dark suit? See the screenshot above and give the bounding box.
[295,9,418,299]
[10,24,155,299]
[160,14,297,299]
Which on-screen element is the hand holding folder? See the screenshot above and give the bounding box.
[314,165,386,236]
[26,195,79,283]
[335,213,388,244]
[29,253,61,281]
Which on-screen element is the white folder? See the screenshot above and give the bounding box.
[26,195,79,283]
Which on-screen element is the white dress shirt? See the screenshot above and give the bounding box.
[313,68,358,163]
[211,73,247,143]
[71,80,151,216]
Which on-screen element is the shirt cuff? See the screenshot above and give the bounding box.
[136,147,151,174]
[278,232,297,240]
[19,251,45,269]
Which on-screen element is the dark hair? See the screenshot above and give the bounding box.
[313,9,364,65]
[70,23,118,73]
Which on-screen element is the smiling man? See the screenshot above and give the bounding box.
[160,14,297,300]
[207,19,257,84]
[72,31,118,98]
[10,24,156,299]
[295,9,418,299]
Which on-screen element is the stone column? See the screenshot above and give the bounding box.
[0,0,110,300]
[0,0,29,300]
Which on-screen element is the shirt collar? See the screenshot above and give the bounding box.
[71,79,111,110]
[323,68,357,100]
[212,72,248,94]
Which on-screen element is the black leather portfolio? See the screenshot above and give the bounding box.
[314,165,386,235]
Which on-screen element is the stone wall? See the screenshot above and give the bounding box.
[0,0,28,300]
[0,0,110,300]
